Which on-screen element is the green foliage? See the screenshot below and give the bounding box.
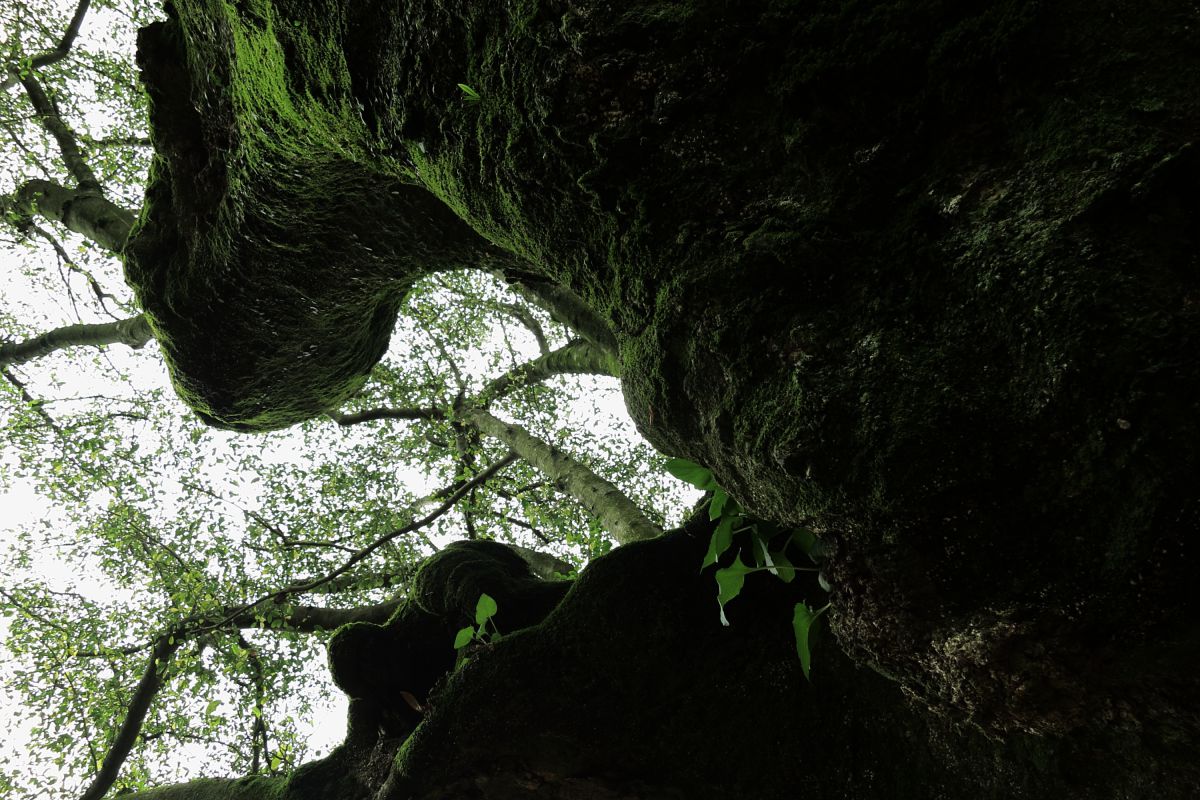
[453,593,502,663]
[456,83,481,102]
[670,458,831,679]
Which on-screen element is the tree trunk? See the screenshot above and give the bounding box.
[124,0,1200,796]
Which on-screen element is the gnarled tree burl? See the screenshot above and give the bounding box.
[123,1,1199,797]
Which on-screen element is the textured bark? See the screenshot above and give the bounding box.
[124,0,1200,797]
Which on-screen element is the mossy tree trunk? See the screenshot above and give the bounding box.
[123,0,1200,797]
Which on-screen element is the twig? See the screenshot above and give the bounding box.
[1,0,91,91]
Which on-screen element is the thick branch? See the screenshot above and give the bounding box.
[78,634,181,800]
[505,543,575,579]
[477,338,616,407]
[0,315,151,369]
[493,271,620,366]
[461,408,661,545]
[330,406,443,427]
[1,0,91,90]
[9,179,135,252]
[221,599,400,633]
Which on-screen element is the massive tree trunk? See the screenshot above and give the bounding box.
[123,0,1200,797]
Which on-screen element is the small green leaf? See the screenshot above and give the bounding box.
[205,699,220,715]
[715,554,748,626]
[770,548,797,583]
[453,626,475,650]
[665,458,716,490]
[475,593,498,625]
[457,83,481,100]
[709,487,728,520]
[269,755,282,772]
[700,514,736,571]
[792,603,826,681]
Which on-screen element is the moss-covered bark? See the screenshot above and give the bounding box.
[124,0,1200,795]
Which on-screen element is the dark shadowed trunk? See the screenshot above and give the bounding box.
[121,0,1200,797]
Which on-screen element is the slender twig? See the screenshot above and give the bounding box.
[485,510,552,545]
[196,453,518,635]
[1,367,61,431]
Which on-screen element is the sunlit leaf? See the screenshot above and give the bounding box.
[475,593,498,625]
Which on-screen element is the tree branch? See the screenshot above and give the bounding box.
[329,405,443,427]
[492,271,619,367]
[476,338,616,407]
[493,302,549,355]
[1,367,61,431]
[17,72,100,190]
[460,409,661,545]
[0,314,151,369]
[197,453,519,635]
[1,0,91,90]
[7,179,135,253]
[78,633,181,800]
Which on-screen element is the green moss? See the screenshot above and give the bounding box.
[130,776,285,800]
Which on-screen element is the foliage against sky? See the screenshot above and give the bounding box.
[0,2,695,798]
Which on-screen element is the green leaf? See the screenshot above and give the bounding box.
[664,458,716,490]
[792,603,825,681]
[453,626,475,650]
[457,83,481,100]
[715,554,749,626]
[205,699,219,715]
[709,487,728,520]
[769,548,797,584]
[753,531,775,572]
[700,514,736,571]
[475,593,498,625]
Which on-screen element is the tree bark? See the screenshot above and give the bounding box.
[123,0,1200,796]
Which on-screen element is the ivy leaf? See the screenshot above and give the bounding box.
[475,593,498,625]
[715,554,750,626]
[709,487,728,520]
[453,626,475,650]
[792,603,824,681]
[770,548,797,584]
[664,458,716,490]
[700,514,736,571]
